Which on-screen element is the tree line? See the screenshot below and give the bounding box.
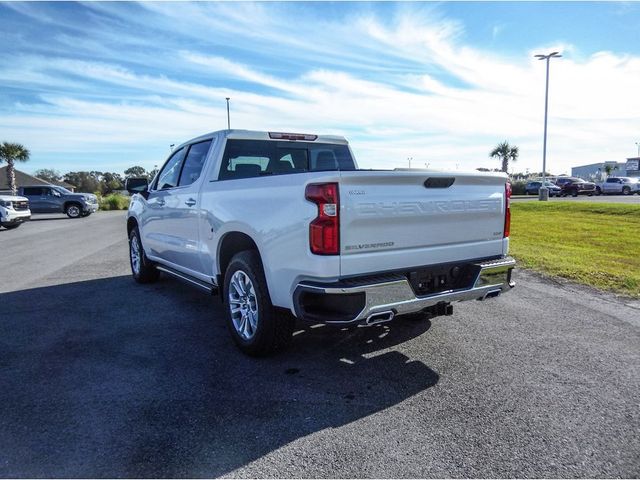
[3,139,524,196]
[34,166,158,194]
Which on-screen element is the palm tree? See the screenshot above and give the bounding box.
[490,141,519,174]
[0,142,30,195]
[603,164,618,178]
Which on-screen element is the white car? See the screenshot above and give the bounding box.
[0,194,31,229]
[126,130,515,355]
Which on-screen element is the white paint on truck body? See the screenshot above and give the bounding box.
[129,129,510,314]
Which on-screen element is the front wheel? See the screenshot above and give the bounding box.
[224,250,294,356]
[65,203,82,218]
[1,223,20,229]
[572,190,578,197]
[129,227,159,283]
[622,187,631,196]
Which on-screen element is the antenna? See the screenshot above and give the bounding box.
[225,97,231,129]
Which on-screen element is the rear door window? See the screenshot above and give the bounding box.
[22,187,43,196]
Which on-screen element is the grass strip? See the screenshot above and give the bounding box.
[510,202,640,297]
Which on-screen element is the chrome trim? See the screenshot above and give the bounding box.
[295,257,515,324]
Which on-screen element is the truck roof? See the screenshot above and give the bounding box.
[182,129,349,148]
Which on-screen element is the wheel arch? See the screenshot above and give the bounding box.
[217,231,261,284]
[127,216,138,235]
[63,200,82,211]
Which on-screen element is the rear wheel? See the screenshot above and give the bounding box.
[65,203,82,218]
[224,250,294,356]
[129,227,160,283]
[571,190,578,197]
[2,223,20,229]
[595,186,602,195]
[622,186,631,195]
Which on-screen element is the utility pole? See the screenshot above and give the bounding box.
[225,97,231,130]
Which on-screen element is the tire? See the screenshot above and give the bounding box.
[128,227,160,283]
[595,187,602,196]
[2,223,20,229]
[571,190,578,197]
[65,203,82,218]
[223,250,295,356]
[622,187,631,196]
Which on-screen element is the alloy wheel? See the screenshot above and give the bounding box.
[228,270,259,340]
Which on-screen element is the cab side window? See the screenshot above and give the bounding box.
[22,187,43,196]
[155,148,186,190]
[179,140,212,187]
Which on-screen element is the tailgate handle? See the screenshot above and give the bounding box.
[424,177,455,188]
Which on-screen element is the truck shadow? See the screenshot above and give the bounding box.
[0,275,438,478]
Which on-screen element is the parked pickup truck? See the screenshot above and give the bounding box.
[126,130,515,355]
[557,178,596,197]
[18,185,98,218]
[596,177,640,196]
[0,194,31,229]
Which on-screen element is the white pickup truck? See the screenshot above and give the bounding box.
[126,130,515,355]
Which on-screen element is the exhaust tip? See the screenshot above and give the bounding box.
[481,289,502,301]
[365,311,395,326]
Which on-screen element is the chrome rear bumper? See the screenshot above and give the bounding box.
[294,257,516,324]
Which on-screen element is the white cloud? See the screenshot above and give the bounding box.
[1,3,639,175]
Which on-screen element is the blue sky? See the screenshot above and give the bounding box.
[1,1,639,175]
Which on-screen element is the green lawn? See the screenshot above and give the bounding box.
[509,202,640,297]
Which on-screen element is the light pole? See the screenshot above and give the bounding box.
[535,51,562,201]
[635,142,639,157]
[407,157,413,168]
[225,97,231,130]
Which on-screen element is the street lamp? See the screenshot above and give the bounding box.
[635,142,640,157]
[534,51,562,201]
[225,97,231,130]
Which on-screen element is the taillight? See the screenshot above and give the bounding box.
[504,182,511,238]
[305,183,339,255]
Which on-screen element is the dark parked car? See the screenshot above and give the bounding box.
[525,180,561,196]
[558,178,596,197]
[18,185,98,218]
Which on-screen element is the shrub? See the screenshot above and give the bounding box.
[99,193,129,210]
[510,180,527,195]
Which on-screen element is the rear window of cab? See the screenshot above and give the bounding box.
[218,139,356,180]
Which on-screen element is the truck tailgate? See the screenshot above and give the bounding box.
[339,171,508,277]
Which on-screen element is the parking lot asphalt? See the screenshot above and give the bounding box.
[1,211,639,478]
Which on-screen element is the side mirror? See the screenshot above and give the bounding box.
[125,177,150,198]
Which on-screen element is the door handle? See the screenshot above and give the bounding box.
[157,199,165,206]
[185,198,196,207]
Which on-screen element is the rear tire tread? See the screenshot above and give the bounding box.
[224,250,294,356]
